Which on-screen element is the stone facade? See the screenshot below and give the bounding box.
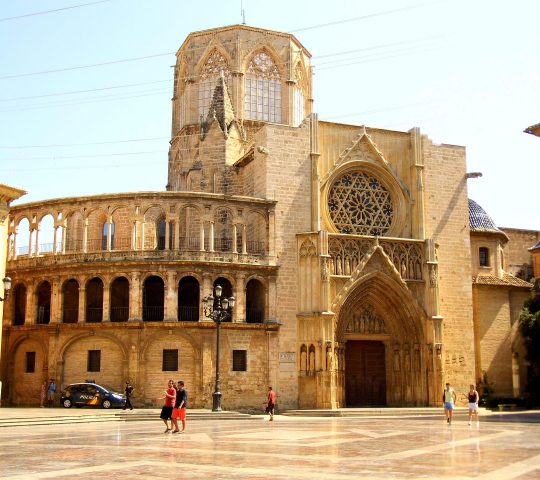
[1,25,536,409]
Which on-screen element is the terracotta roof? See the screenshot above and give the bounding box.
[473,273,533,288]
[468,199,508,239]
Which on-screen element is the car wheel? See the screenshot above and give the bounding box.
[102,399,112,409]
[62,398,72,408]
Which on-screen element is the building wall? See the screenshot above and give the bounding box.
[501,228,540,280]
[423,140,476,392]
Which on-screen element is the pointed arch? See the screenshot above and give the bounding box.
[197,47,232,119]
[243,49,282,123]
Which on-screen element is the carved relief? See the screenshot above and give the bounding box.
[345,305,386,334]
[299,239,317,257]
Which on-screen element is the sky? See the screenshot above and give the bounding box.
[1,0,539,230]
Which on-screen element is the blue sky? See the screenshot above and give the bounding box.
[1,0,538,230]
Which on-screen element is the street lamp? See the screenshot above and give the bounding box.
[0,277,12,302]
[202,284,235,412]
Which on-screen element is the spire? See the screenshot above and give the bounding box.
[205,71,236,136]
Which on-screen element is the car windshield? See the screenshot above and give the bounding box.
[99,384,123,395]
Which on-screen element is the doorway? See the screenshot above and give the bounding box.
[345,340,386,406]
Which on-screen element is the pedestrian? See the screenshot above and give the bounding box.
[47,379,57,407]
[467,383,480,426]
[443,382,456,424]
[172,380,188,433]
[265,386,277,421]
[160,380,176,433]
[40,380,47,407]
[124,381,134,410]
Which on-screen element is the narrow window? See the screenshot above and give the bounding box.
[479,247,489,267]
[87,350,101,372]
[25,352,36,373]
[162,349,178,371]
[232,350,247,372]
[244,52,281,123]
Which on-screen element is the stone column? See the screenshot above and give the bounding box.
[78,285,86,323]
[209,222,215,252]
[165,220,170,251]
[53,225,58,254]
[233,272,246,322]
[232,223,238,254]
[106,219,113,251]
[129,273,142,321]
[268,210,276,258]
[199,222,205,252]
[61,223,67,254]
[83,219,88,253]
[34,226,40,255]
[26,279,36,325]
[102,279,110,322]
[241,224,247,254]
[50,278,61,324]
[11,232,17,260]
[268,276,277,322]
[164,271,177,321]
[174,220,180,250]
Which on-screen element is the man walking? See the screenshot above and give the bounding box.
[266,386,277,421]
[160,380,176,433]
[443,382,457,424]
[172,380,187,433]
[124,381,134,410]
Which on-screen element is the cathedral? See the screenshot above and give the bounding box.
[1,25,536,409]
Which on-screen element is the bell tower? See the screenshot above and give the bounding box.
[167,25,313,192]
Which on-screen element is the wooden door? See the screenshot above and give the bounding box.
[345,340,386,406]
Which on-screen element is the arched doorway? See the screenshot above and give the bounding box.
[178,276,199,321]
[86,277,103,323]
[62,279,79,323]
[13,283,27,325]
[335,270,430,407]
[36,281,51,324]
[143,275,164,321]
[110,277,129,322]
[246,279,265,323]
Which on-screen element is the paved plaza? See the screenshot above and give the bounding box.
[0,411,539,479]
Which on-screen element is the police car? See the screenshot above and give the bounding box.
[61,383,126,409]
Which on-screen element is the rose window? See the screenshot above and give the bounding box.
[328,171,394,236]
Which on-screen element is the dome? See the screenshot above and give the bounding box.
[468,199,508,238]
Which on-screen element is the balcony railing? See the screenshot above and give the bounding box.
[86,307,103,323]
[246,308,264,323]
[143,305,164,321]
[62,308,78,323]
[110,306,129,322]
[178,305,199,322]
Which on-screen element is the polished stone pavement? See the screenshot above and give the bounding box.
[0,412,539,479]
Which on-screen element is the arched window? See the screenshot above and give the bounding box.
[16,218,30,256]
[36,281,51,324]
[246,279,265,323]
[110,277,129,322]
[143,276,164,321]
[178,276,200,321]
[86,277,103,323]
[214,209,233,252]
[13,284,27,326]
[62,279,79,323]
[38,214,55,254]
[479,247,490,267]
[101,222,115,250]
[157,219,166,250]
[198,50,230,118]
[244,51,281,123]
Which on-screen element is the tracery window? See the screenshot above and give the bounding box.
[244,51,281,123]
[198,50,230,118]
[328,171,393,236]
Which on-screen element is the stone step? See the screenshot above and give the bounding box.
[0,409,259,428]
[281,407,489,417]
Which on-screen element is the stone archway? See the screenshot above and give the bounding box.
[335,270,430,407]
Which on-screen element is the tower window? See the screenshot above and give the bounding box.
[479,247,490,267]
[244,52,281,123]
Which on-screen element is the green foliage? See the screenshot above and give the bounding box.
[519,282,540,404]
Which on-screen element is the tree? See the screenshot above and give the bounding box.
[519,279,540,403]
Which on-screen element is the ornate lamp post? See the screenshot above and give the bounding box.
[0,277,12,302]
[202,284,235,412]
